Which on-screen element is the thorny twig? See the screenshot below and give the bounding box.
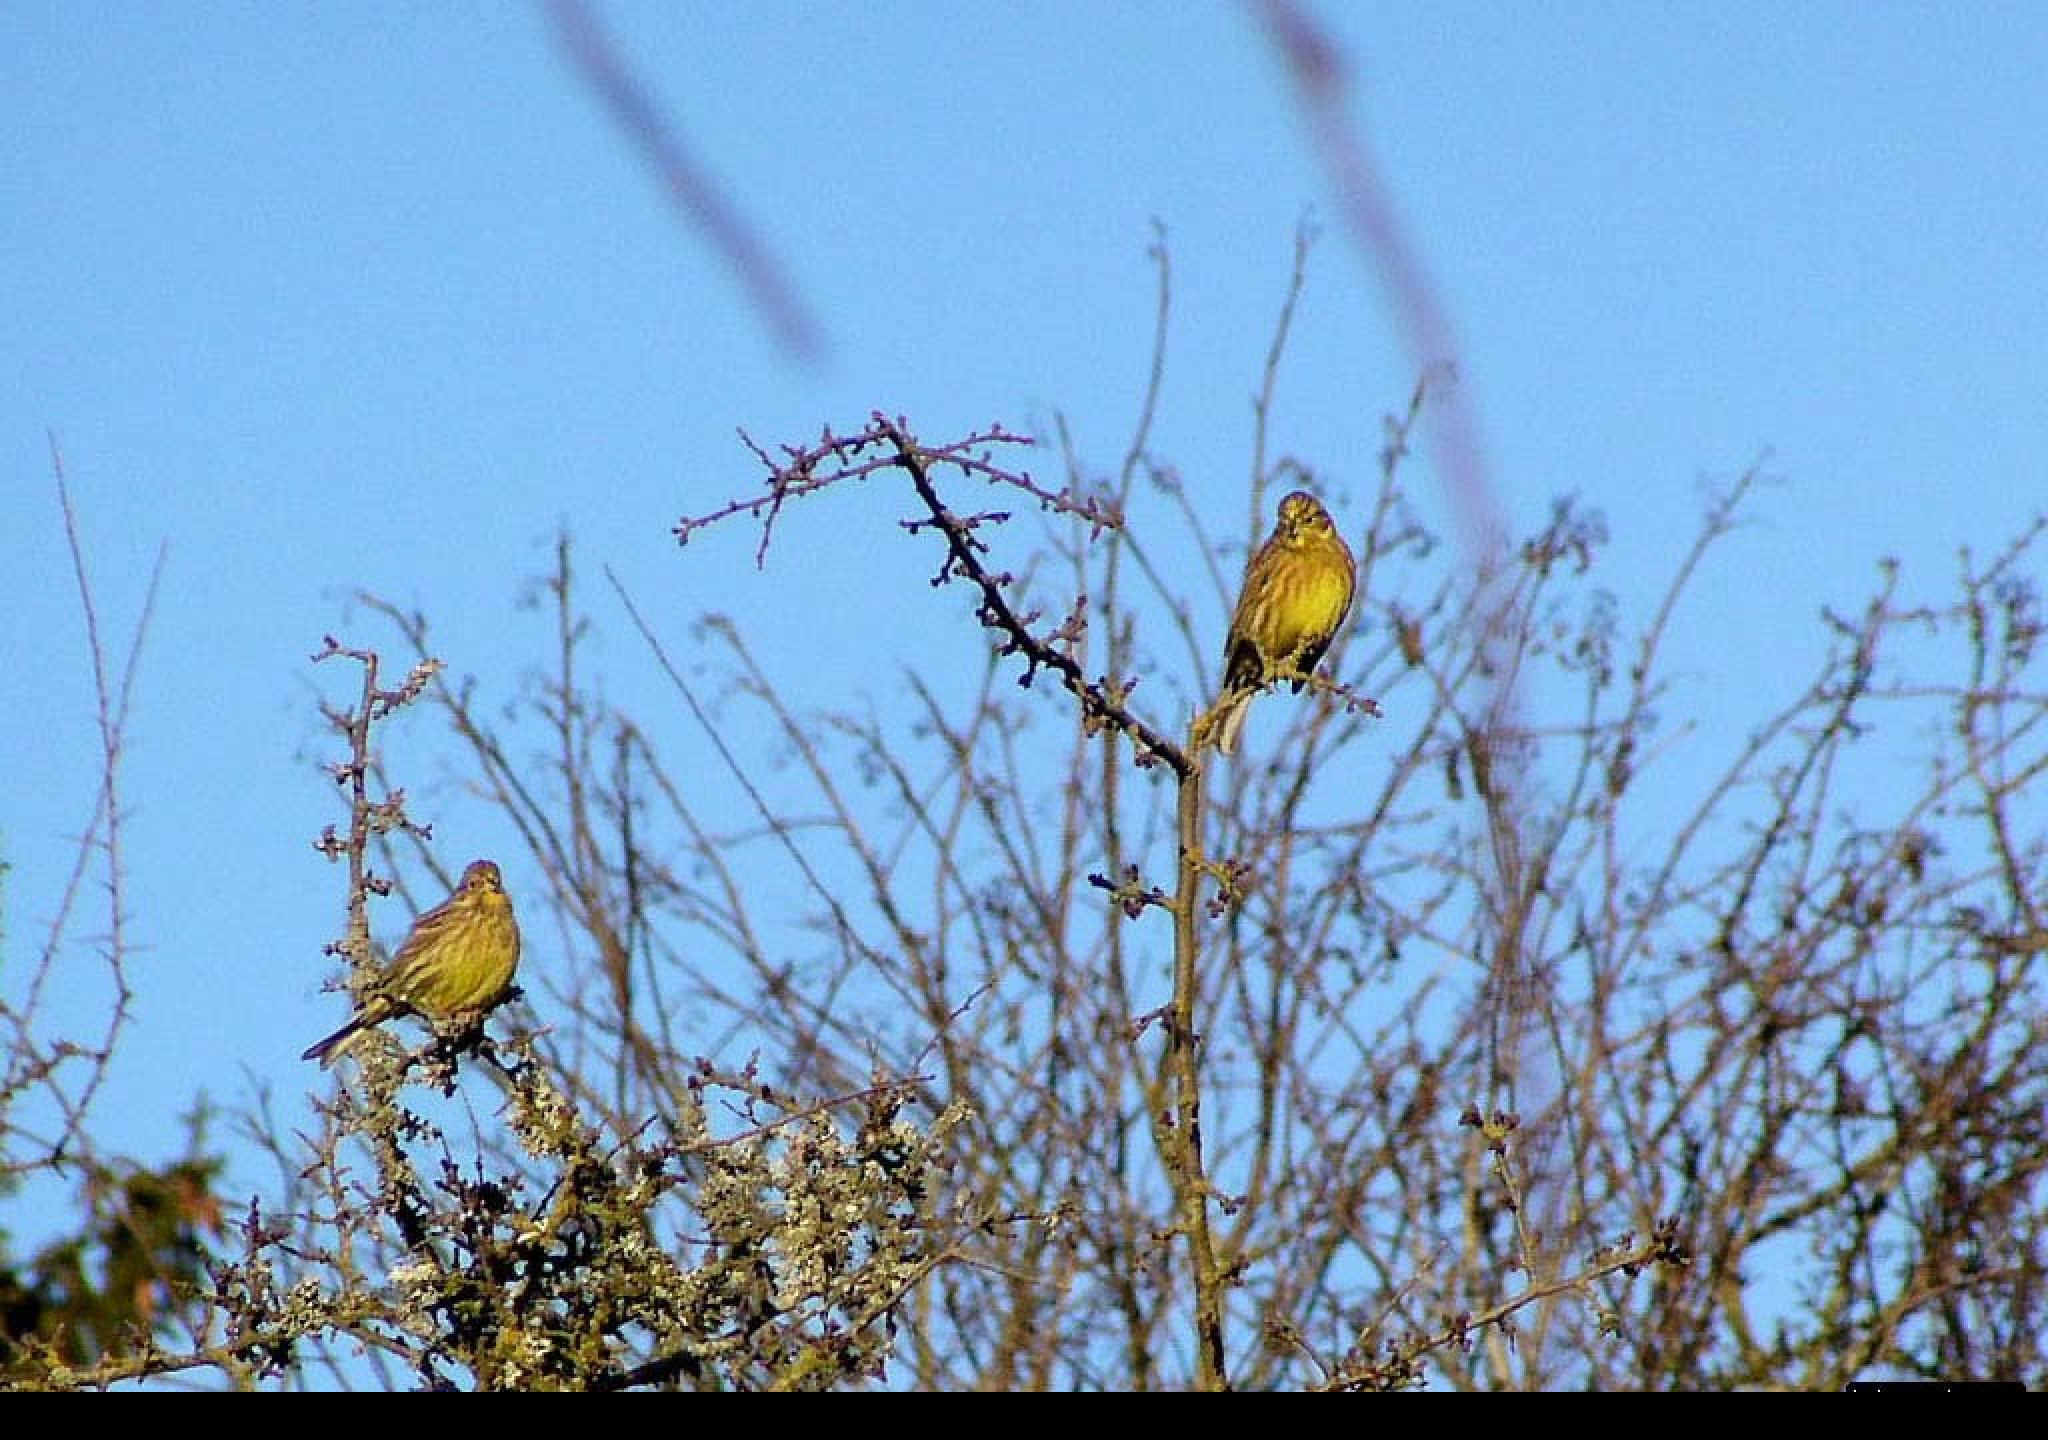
[676,412,1194,778]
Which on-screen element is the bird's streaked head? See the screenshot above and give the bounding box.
[460,860,504,894]
[1277,490,1335,540]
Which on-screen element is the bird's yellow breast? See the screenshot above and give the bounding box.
[1271,547,1353,652]
[410,892,520,1014]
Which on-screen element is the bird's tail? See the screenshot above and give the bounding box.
[301,1017,367,1068]
[1208,687,1255,757]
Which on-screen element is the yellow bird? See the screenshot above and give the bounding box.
[1209,490,1357,756]
[302,859,522,1067]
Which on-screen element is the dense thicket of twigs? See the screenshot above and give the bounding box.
[7,313,2043,1388]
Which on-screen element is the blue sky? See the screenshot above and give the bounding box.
[5,3,2046,1238]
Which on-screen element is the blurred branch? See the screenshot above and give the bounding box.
[543,0,823,364]
[1253,0,1501,566]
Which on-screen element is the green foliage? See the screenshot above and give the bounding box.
[1,1155,222,1378]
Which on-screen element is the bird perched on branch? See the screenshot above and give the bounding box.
[302,859,522,1067]
[1207,490,1357,757]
